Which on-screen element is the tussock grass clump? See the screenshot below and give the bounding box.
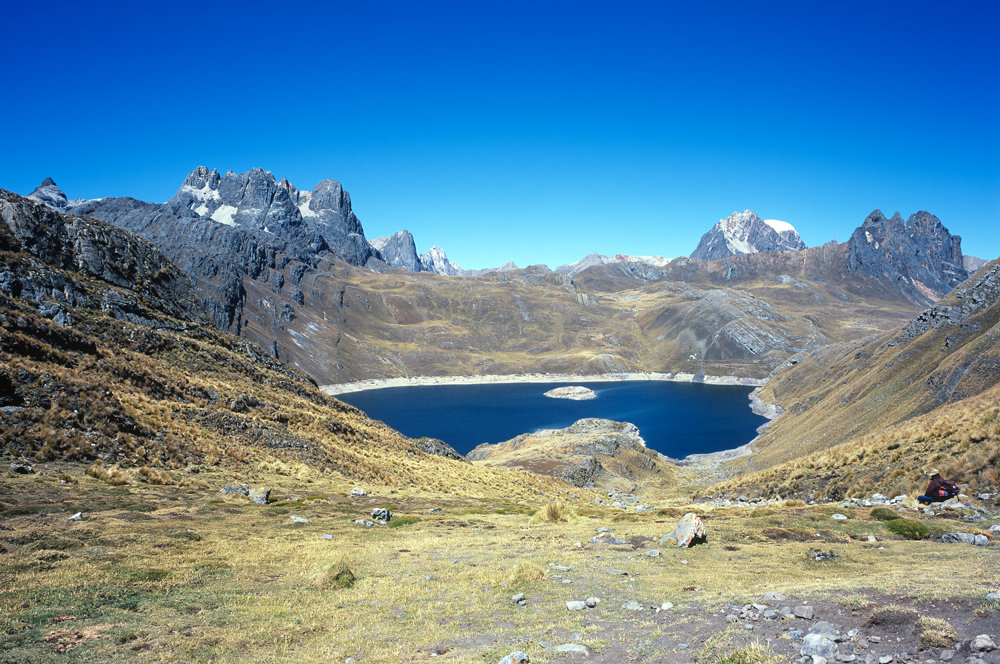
[916,616,957,648]
[867,605,918,626]
[505,562,545,587]
[530,501,576,523]
[85,460,129,485]
[696,628,779,664]
[869,507,899,521]
[387,516,420,528]
[319,558,356,590]
[138,466,174,485]
[885,518,930,540]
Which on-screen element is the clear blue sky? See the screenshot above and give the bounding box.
[2,1,998,269]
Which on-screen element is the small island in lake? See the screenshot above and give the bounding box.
[544,385,597,400]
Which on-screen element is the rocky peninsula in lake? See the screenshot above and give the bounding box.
[544,385,597,400]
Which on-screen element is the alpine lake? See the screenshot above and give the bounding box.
[336,380,767,458]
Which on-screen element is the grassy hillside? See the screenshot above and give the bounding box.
[744,259,1000,472]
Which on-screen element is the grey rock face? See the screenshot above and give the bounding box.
[220,483,250,496]
[846,210,967,304]
[0,189,207,330]
[419,245,461,275]
[413,437,465,461]
[370,507,391,523]
[691,210,806,260]
[249,487,271,505]
[371,230,422,271]
[941,532,988,546]
[27,177,71,211]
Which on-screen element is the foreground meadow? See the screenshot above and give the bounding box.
[2,466,997,663]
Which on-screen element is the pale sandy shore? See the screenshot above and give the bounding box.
[320,371,766,396]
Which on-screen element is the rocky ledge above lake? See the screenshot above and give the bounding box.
[544,386,597,400]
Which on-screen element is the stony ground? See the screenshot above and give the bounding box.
[1,464,998,663]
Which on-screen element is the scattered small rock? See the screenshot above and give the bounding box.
[622,600,643,611]
[794,606,815,620]
[831,514,848,520]
[986,591,1000,601]
[289,516,309,524]
[511,593,525,606]
[658,601,674,611]
[219,482,249,496]
[498,652,529,664]
[566,600,587,611]
[764,592,787,601]
[605,568,628,576]
[10,462,34,474]
[320,534,334,540]
[643,549,660,557]
[349,488,367,498]
[807,549,841,561]
[66,512,82,522]
[585,597,600,608]
[370,508,391,524]
[354,519,375,528]
[878,655,893,663]
[427,507,442,514]
[551,643,590,656]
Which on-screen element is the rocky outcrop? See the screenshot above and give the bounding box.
[419,245,461,275]
[371,230,422,271]
[897,259,1000,343]
[0,189,207,329]
[846,210,966,305]
[690,210,806,260]
[468,418,676,490]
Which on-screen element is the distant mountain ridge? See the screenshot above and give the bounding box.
[690,209,807,260]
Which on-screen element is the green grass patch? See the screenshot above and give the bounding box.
[885,518,930,540]
[869,507,899,521]
[387,516,421,528]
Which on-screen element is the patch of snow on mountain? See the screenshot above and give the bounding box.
[763,219,796,233]
[211,204,238,227]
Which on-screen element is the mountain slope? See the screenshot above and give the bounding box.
[0,189,570,499]
[740,257,1000,474]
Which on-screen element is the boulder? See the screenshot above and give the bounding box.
[972,635,996,652]
[354,519,375,528]
[498,652,529,664]
[10,462,34,474]
[801,633,839,660]
[349,488,367,498]
[220,482,249,496]
[566,600,587,611]
[249,487,271,505]
[371,507,391,524]
[659,513,707,548]
[941,532,988,546]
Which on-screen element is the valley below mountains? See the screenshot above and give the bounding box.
[1,173,998,664]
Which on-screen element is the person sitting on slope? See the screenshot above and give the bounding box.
[917,469,960,505]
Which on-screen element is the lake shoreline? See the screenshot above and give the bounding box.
[320,371,766,396]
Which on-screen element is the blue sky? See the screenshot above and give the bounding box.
[2,1,998,269]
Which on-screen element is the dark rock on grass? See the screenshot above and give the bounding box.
[10,462,34,474]
[941,532,988,546]
[219,483,249,496]
[370,507,391,524]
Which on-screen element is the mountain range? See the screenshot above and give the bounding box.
[18,169,980,387]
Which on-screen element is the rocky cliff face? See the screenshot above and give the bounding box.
[371,230,422,271]
[0,189,207,330]
[846,210,966,305]
[690,210,806,260]
[419,245,461,275]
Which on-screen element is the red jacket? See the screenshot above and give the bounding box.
[924,475,958,499]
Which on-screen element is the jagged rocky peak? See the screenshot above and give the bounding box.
[371,230,422,272]
[846,209,966,303]
[420,245,461,275]
[168,166,374,265]
[690,209,806,260]
[27,177,71,211]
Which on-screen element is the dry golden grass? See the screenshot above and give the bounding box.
[1,468,996,663]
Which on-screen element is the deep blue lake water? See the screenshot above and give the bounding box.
[336,381,766,458]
